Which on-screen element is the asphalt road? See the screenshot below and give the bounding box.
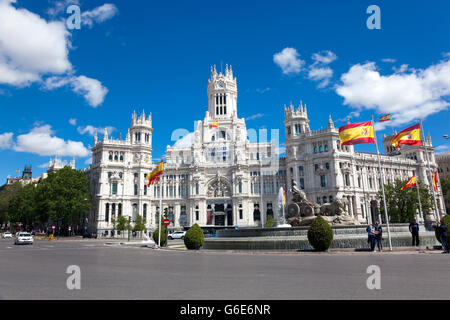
[0,238,449,300]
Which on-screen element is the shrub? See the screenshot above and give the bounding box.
[152,223,168,247]
[265,215,274,228]
[184,223,204,250]
[307,215,333,251]
[435,214,450,248]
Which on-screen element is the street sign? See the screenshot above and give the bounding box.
[163,218,170,226]
[68,226,71,231]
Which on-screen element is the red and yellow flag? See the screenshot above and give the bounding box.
[401,176,417,190]
[338,121,375,146]
[379,114,391,122]
[209,121,218,129]
[433,170,439,191]
[390,123,422,148]
[146,161,164,186]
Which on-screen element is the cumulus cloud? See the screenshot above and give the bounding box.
[0,0,71,86]
[335,58,450,129]
[382,58,396,63]
[77,125,115,136]
[307,50,337,88]
[0,0,108,106]
[47,0,80,17]
[69,118,77,126]
[0,132,14,149]
[13,125,89,157]
[273,48,305,75]
[435,144,450,154]
[82,3,118,27]
[44,75,108,107]
[256,87,271,94]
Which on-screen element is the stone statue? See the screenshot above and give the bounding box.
[319,198,347,216]
[290,180,306,203]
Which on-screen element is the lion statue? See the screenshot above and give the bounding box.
[319,197,348,216]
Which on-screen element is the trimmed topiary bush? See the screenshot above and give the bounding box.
[265,215,274,228]
[307,215,333,251]
[435,214,450,248]
[152,223,168,247]
[184,223,204,250]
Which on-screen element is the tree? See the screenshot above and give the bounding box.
[265,215,274,228]
[134,214,146,238]
[8,183,38,231]
[115,215,130,238]
[153,218,168,247]
[0,182,23,229]
[441,178,450,214]
[307,216,333,251]
[39,167,91,226]
[184,223,204,250]
[379,179,434,223]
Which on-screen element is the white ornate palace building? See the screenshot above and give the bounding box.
[88,66,446,235]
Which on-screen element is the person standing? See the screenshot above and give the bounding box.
[367,222,377,252]
[437,220,449,254]
[374,221,383,252]
[409,218,420,247]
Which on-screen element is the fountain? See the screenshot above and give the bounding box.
[275,187,292,228]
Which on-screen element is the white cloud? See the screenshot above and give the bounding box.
[44,75,108,107]
[307,50,337,88]
[0,0,109,106]
[0,0,71,86]
[382,58,396,63]
[77,125,115,136]
[256,87,271,94]
[47,0,80,17]
[84,157,92,165]
[0,132,14,149]
[435,144,450,154]
[245,113,265,121]
[311,50,337,65]
[335,58,450,128]
[308,67,333,88]
[13,125,89,157]
[69,118,77,126]
[82,3,118,27]
[273,48,304,75]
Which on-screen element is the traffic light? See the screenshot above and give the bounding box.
[164,207,168,218]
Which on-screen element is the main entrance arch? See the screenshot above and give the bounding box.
[206,177,233,226]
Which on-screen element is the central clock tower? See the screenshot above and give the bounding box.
[207,64,238,120]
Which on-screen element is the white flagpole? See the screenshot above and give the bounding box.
[419,119,440,222]
[416,179,424,222]
[159,195,162,248]
[372,116,393,251]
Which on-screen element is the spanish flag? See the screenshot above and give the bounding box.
[339,121,375,146]
[401,176,417,190]
[390,123,422,148]
[209,121,218,129]
[147,161,164,186]
[379,114,391,122]
[433,171,439,191]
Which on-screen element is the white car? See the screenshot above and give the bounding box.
[14,232,34,245]
[2,232,12,239]
[168,231,186,240]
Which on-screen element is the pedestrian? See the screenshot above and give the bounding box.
[367,222,377,252]
[374,221,383,252]
[409,218,420,247]
[436,220,449,254]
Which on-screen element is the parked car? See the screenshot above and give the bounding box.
[168,231,186,240]
[2,232,13,239]
[83,232,98,239]
[14,232,34,245]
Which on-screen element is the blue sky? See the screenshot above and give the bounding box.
[0,0,449,180]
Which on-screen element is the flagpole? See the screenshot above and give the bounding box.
[372,116,393,251]
[419,119,440,222]
[416,180,424,222]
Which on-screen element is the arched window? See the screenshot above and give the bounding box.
[118,203,122,216]
[325,144,329,152]
[114,154,118,161]
[319,145,323,153]
[109,153,113,160]
[143,204,147,221]
[144,185,147,195]
[314,146,318,153]
[132,203,138,221]
[105,203,110,222]
[134,184,138,196]
[120,154,124,161]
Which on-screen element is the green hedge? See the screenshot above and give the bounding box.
[435,214,450,248]
[307,215,333,251]
[184,224,204,250]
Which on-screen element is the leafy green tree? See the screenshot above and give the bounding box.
[134,214,147,238]
[115,215,130,238]
[441,178,450,214]
[379,179,434,223]
[8,183,38,230]
[39,167,91,226]
[153,219,168,247]
[0,182,23,228]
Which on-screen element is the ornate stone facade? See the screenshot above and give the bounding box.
[89,66,445,235]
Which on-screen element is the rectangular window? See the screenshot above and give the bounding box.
[299,178,305,189]
[112,183,117,195]
[321,175,326,188]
